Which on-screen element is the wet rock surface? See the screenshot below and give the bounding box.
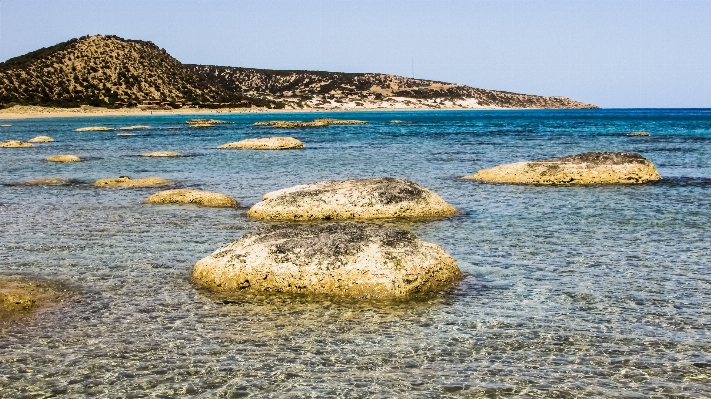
[193,222,461,298]
[465,152,662,184]
[218,137,304,150]
[17,177,74,185]
[144,189,238,207]
[248,177,457,220]
[75,126,112,132]
[94,176,171,187]
[0,278,73,321]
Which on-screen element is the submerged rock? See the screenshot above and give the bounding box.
[144,189,238,207]
[0,140,33,148]
[116,133,136,137]
[628,132,650,137]
[28,135,55,143]
[0,278,71,320]
[120,125,151,130]
[94,176,171,187]
[218,137,304,150]
[248,177,457,220]
[75,126,112,132]
[193,222,461,298]
[47,154,81,162]
[464,152,661,184]
[141,151,183,157]
[19,178,73,185]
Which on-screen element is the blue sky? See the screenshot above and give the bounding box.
[1,0,709,108]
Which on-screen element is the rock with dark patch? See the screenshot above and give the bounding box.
[248,178,457,220]
[464,152,661,184]
[0,140,33,148]
[192,222,461,298]
[94,176,171,187]
[144,189,238,207]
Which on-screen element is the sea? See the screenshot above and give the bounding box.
[0,109,709,398]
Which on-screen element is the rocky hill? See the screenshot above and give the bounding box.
[0,35,243,107]
[0,35,597,109]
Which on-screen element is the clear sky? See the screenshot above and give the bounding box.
[1,0,709,108]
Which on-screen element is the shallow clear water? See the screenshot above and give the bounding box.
[0,109,710,398]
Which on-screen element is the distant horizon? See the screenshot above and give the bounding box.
[2,1,710,108]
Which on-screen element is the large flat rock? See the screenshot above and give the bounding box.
[144,189,238,207]
[218,137,304,150]
[193,222,461,299]
[248,178,457,220]
[464,152,661,184]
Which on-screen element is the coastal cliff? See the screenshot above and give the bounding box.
[0,35,597,110]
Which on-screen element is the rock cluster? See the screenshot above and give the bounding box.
[254,118,367,128]
[192,222,461,299]
[248,178,457,220]
[144,189,238,207]
[28,136,55,142]
[94,176,171,187]
[464,152,661,185]
[141,151,182,157]
[47,155,81,162]
[0,140,33,148]
[218,137,304,150]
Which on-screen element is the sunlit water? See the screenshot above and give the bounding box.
[0,110,710,398]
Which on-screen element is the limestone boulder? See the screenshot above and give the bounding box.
[28,136,54,143]
[464,152,661,184]
[192,222,461,298]
[218,137,304,150]
[94,176,171,187]
[47,155,81,162]
[248,177,457,221]
[0,140,33,148]
[141,151,182,157]
[75,126,112,132]
[144,189,238,207]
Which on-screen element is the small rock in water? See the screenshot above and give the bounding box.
[94,176,171,187]
[628,131,650,136]
[19,178,73,185]
[192,222,461,298]
[218,137,304,150]
[464,152,661,184]
[119,125,151,130]
[248,177,457,220]
[144,189,238,207]
[0,140,33,148]
[28,136,55,143]
[47,155,81,162]
[75,126,113,132]
[0,278,72,320]
[141,151,183,157]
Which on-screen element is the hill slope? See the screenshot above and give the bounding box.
[190,65,596,109]
[0,35,597,109]
[0,35,237,107]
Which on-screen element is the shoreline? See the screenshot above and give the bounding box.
[0,105,574,120]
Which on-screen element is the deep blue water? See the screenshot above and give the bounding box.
[0,109,710,397]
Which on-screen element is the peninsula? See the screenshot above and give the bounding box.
[0,35,596,118]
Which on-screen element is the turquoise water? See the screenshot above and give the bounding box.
[1,110,710,397]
